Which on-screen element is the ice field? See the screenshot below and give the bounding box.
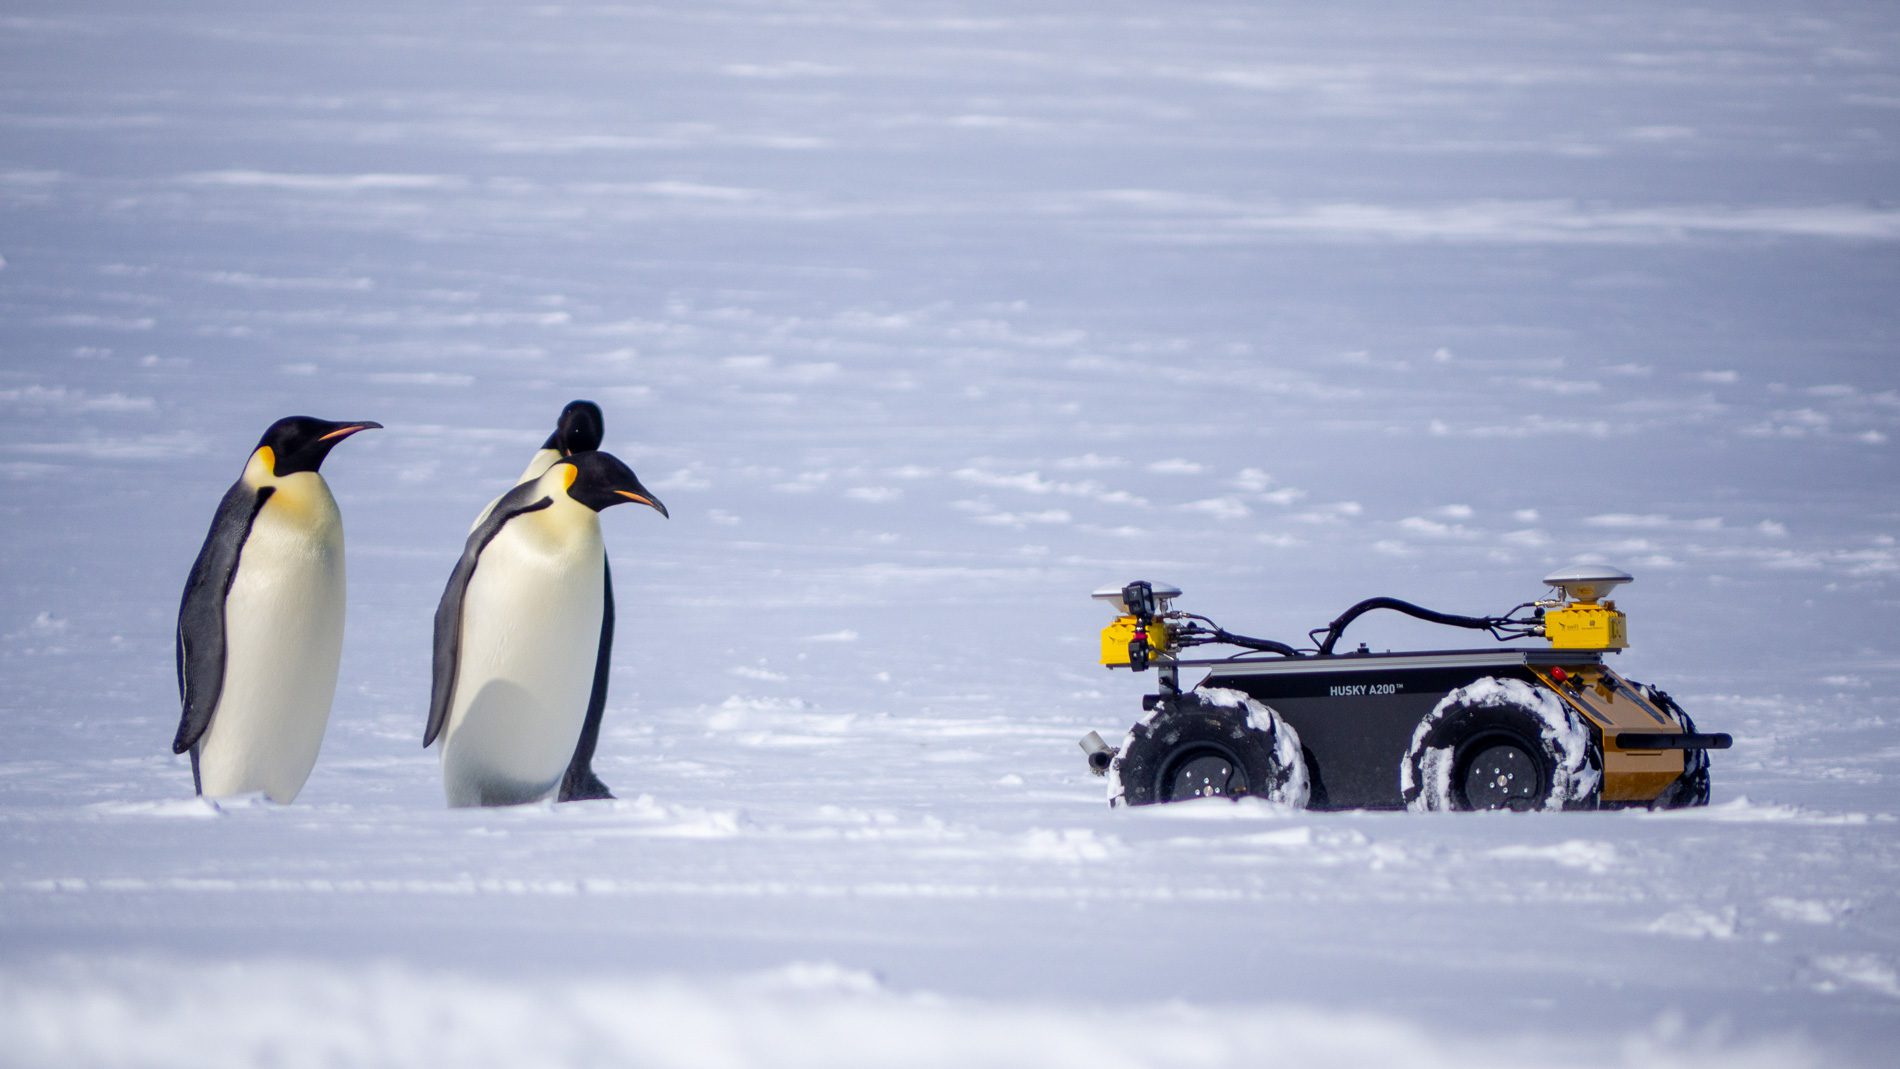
[2,2,1898,1065]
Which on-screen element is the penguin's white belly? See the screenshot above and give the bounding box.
[197,493,345,803]
[440,524,603,807]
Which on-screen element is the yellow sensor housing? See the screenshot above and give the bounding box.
[1544,602,1628,650]
[1093,582,1181,668]
[1542,564,1632,650]
[1100,617,1172,667]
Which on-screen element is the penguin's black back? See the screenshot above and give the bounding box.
[173,481,274,757]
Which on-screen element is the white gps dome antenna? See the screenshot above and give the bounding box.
[1543,564,1632,604]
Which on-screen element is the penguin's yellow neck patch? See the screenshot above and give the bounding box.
[268,471,331,525]
[522,465,601,545]
[248,446,278,482]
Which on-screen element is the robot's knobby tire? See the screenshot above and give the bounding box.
[1109,688,1308,808]
[1401,677,1601,812]
[1636,682,1711,809]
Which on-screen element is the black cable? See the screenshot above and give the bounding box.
[1168,613,1304,658]
[1310,597,1511,656]
[1208,628,1305,658]
[1164,598,1540,662]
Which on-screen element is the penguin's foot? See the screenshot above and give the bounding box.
[558,766,615,802]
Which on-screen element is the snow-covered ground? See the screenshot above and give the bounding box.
[3,2,1897,1064]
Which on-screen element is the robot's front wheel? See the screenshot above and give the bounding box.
[1108,689,1308,808]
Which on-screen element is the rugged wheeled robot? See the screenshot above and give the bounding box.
[1079,566,1730,811]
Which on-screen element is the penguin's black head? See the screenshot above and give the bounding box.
[544,400,605,455]
[256,416,383,476]
[559,449,669,517]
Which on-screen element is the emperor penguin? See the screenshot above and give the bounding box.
[426,450,668,808]
[476,400,619,801]
[172,415,382,802]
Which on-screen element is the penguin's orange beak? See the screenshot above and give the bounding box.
[318,421,383,442]
[615,490,669,518]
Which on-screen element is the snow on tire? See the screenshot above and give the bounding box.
[1400,676,1600,812]
[1108,687,1309,808]
[1636,681,1711,809]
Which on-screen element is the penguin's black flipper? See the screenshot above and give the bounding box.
[426,485,554,748]
[558,556,616,802]
[173,483,274,757]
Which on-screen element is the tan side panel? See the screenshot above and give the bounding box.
[1530,667,1684,803]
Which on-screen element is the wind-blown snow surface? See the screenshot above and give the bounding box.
[2,2,1897,1064]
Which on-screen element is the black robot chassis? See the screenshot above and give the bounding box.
[1078,568,1730,812]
